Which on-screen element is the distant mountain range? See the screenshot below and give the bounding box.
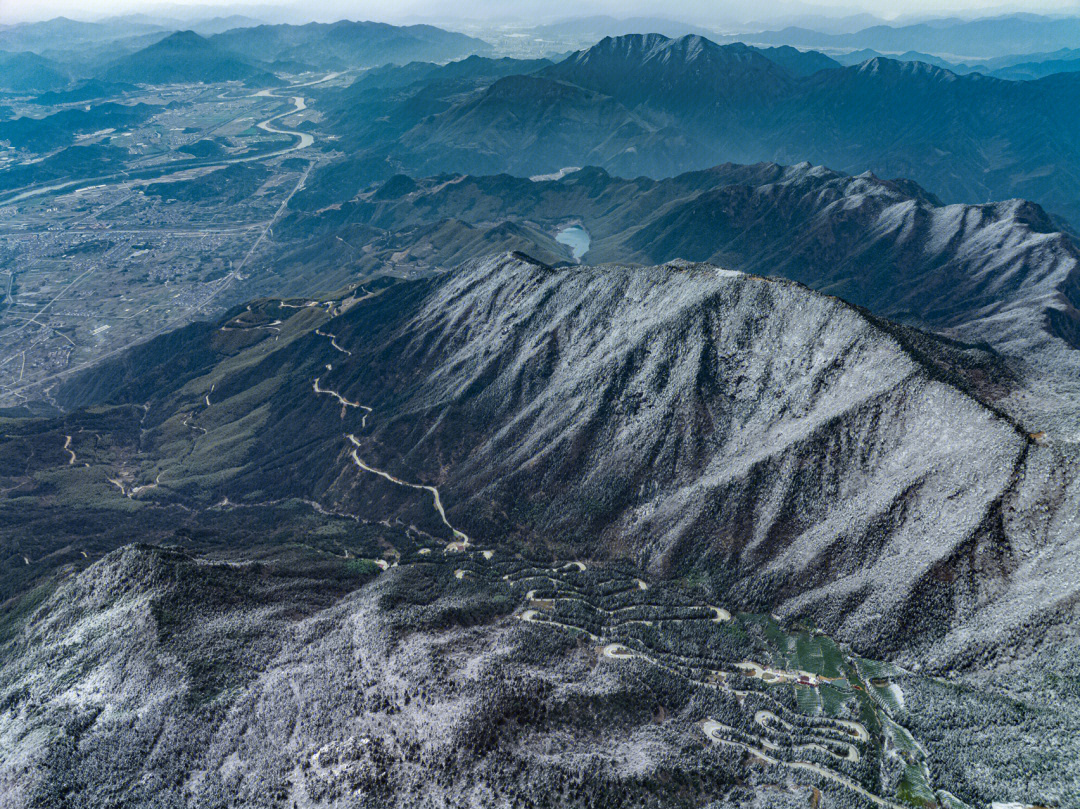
[541,36,793,111]
[752,45,839,76]
[0,14,262,52]
[0,101,157,151]
[124,14,265,36]
[832,45,1080,80]
[988,53,1080,80]
[209,20,492,72]
[287,162,1080,370]
[734,12,1080,59]
[323,34,1080,229]
[355,54,555,92]
[0,15,165,52]
[103,30,280,85]
[0,17,493,83]
[521,14,719,47]
[27,79,137,105]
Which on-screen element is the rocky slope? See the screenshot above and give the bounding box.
[41,254,1074,664]
[283,162,1080,437]
[1,252,1078,807]
[0,544,697,808]
[4,256,1080,807]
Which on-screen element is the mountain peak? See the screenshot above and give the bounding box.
[163,29,205,43]
[105,27,270,85]
[574,33,761,66]
[855,55,959,82]
[541,32,791,109]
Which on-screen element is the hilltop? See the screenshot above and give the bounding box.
[104,30,280,85]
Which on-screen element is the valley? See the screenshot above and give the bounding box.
[0,72,346,406]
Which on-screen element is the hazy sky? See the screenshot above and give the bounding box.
[3,0,1080,26]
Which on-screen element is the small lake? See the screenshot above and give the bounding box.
[555,224,590,263]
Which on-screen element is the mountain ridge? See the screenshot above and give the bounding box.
[287,161,1080,372]
[41,253,1052,667]
[209,20,492,71]
[541,35,795,111]
[104,30,279,85]
[328,33,1080,229]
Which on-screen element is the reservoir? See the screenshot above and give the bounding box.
[555,224,590,263]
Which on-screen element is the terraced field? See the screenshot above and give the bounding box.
[499,559,947,807]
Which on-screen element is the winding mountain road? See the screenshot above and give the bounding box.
[754,709,861,762]
[313,377,371,421]
[345,433,471,549]
[315,329,352,355]
[504,557,928,808]
[701,719,903,809]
